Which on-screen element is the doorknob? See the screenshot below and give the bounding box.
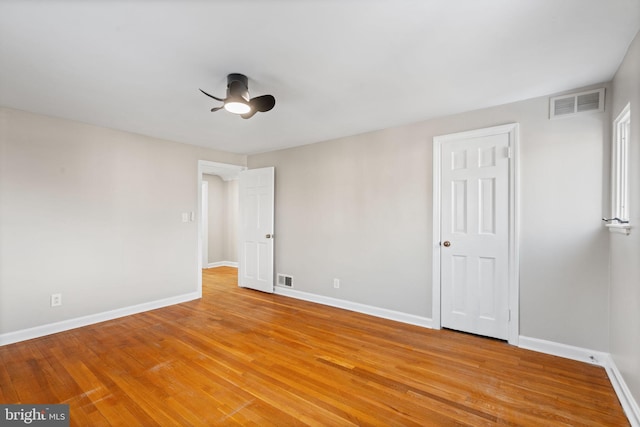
[443,241,451,247]
[265,234,272,239]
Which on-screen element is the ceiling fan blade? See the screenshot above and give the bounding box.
[211,106,224,112]
[199,88,225,102]
[241,110,258,119]
[249,95,276,112]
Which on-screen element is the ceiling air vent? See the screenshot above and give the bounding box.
[550,88,604,119]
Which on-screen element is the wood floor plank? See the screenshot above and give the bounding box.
[0,266,630,426]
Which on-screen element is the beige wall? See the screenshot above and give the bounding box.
[249,84,611,351]
[610,30,640,408]
[0,107,245,334]
[204,175,238,264]
[205,175,226,263]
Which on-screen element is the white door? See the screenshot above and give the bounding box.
[440,132,510,340]
[238,167,275,293]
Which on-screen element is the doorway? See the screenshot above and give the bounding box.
[197,161,246,295]
[202,175,238,268]
[432,124,519,345]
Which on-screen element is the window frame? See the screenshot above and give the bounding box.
[609,103,631,234]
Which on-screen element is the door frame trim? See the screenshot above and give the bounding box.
[201,180,209,269]
[431,123,520,345]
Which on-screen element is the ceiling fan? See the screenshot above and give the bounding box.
[200,73,275,119]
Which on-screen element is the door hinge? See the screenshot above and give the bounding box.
[508,309,511,322]
[505,146,511,159]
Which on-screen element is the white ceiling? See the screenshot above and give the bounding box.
[1,1,639,155]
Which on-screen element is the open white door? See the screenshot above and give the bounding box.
[238,167,275,293]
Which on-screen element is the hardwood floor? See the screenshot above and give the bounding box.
[0,267,629,426]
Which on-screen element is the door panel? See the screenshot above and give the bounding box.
[452,180,467,233]
[441,133,509,340]
[451,255,468,314]
[238,167,274,293]
[478,256,496,319]
[479,178,495,234]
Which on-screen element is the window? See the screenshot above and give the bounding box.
[608,103,631,234]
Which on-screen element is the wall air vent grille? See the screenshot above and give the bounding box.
[550,88,604,119]
[277,274,293,288]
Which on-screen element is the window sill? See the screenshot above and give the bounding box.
[606,223,631,235]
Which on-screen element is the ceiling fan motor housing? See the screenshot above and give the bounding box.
[227,73,249,100]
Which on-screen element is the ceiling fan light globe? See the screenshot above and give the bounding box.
[224,101,251,115]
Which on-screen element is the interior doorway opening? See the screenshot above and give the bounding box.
[197,161,246,295]
[201,174,239,268]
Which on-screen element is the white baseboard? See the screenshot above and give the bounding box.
[518,336,608,365]
[0,292,200,347]
[273,287,433,329]
[206,261,238,268]
[519,336,639,427]
[603,354,640,427]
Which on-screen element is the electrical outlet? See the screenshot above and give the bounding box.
[51,293,62,307]
[333,278,340,289]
